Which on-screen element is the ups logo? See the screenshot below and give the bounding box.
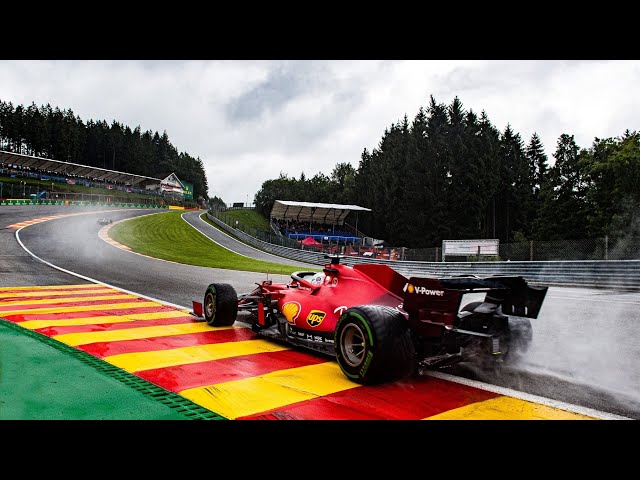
[306,310,326,327]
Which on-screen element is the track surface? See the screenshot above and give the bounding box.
[2,205,639,419]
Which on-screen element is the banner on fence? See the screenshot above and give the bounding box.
[442,239,499,261]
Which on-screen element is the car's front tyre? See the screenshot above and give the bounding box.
[204,283,238,326]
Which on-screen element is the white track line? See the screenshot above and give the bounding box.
[186,211,316,266]
[425,370,631,420]
[181,212,258,260]
[95,211,202,268]
[14,223,190,311]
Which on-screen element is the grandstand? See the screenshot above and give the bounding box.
[270,200,371,244]
[0,150,191,204]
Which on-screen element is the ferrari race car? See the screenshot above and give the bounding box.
[194,255,548,385]
[97,218,112,225]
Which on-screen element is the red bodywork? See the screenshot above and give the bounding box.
[197,255,548,381]
[264,263,407,334]
[240,261,476,342]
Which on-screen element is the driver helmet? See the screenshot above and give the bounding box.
[310,272,326,285]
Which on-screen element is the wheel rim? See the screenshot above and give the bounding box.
[205,292,215,319]
[340,322,367,367]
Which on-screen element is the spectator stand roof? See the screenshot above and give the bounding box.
[0,150,161,186]
[270,200,371,225]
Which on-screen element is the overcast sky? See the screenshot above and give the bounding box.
[1,60,638,203]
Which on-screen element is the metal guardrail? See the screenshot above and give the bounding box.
[206,213,640,290]
[0,198,168,208]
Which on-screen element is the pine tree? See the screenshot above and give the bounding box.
[533,134,590,240]
[525,133,548,233]
[496,125,529,241]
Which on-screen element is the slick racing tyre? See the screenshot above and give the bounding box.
[334,305,415,385]
[204,283,238,327]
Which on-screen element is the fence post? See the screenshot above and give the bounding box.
[605,235,608,260]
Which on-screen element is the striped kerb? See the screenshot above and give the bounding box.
[0,283,598,420]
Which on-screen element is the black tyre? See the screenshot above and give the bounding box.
[334,305,415,385]
[204,283,238,327]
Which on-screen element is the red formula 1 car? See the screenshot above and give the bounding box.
[194,255,548,385]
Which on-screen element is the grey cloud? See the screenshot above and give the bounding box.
[219,61,365,156]
[224,61,320,122]
[436,60,610,98]
[224,60,365,125]
[139,60,189,70]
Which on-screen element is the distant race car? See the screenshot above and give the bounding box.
[97,218,112,225]
[193,255,548,385]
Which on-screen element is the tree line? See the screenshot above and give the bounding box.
[0,100,208,199]
[254,95,640,248]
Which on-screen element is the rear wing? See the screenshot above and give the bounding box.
[402,275,548,320]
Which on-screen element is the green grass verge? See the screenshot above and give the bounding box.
[109,210,305,275]
[214,208,272,231]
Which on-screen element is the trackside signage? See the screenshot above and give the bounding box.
[442,239,499,261]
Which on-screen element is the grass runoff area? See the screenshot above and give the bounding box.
[109,210,307,275]
[215,208,272,231]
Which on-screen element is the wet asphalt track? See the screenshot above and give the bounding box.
[3,205,640,419]
[3,206,317,307]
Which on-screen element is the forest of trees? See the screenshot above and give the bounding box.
[0,100,209,199]
[254,96,640,248]
[2,95,638,249]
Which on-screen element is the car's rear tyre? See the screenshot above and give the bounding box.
[204,283,238,326]
[334,305,415,385]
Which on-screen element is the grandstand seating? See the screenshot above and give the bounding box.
[273,218,361,243]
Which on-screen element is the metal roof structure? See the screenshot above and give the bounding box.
[0,150,161,186]
[270,200,371,225]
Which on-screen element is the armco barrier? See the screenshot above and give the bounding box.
[206,212,640,290]
[0,199,168,208]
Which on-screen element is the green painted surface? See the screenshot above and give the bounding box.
[0,320,223,420]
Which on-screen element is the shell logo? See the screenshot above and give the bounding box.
[403,283,415,294]
[282,301,301,324]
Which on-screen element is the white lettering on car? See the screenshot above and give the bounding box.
[403,283,444,296]
[334,305,348,315]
